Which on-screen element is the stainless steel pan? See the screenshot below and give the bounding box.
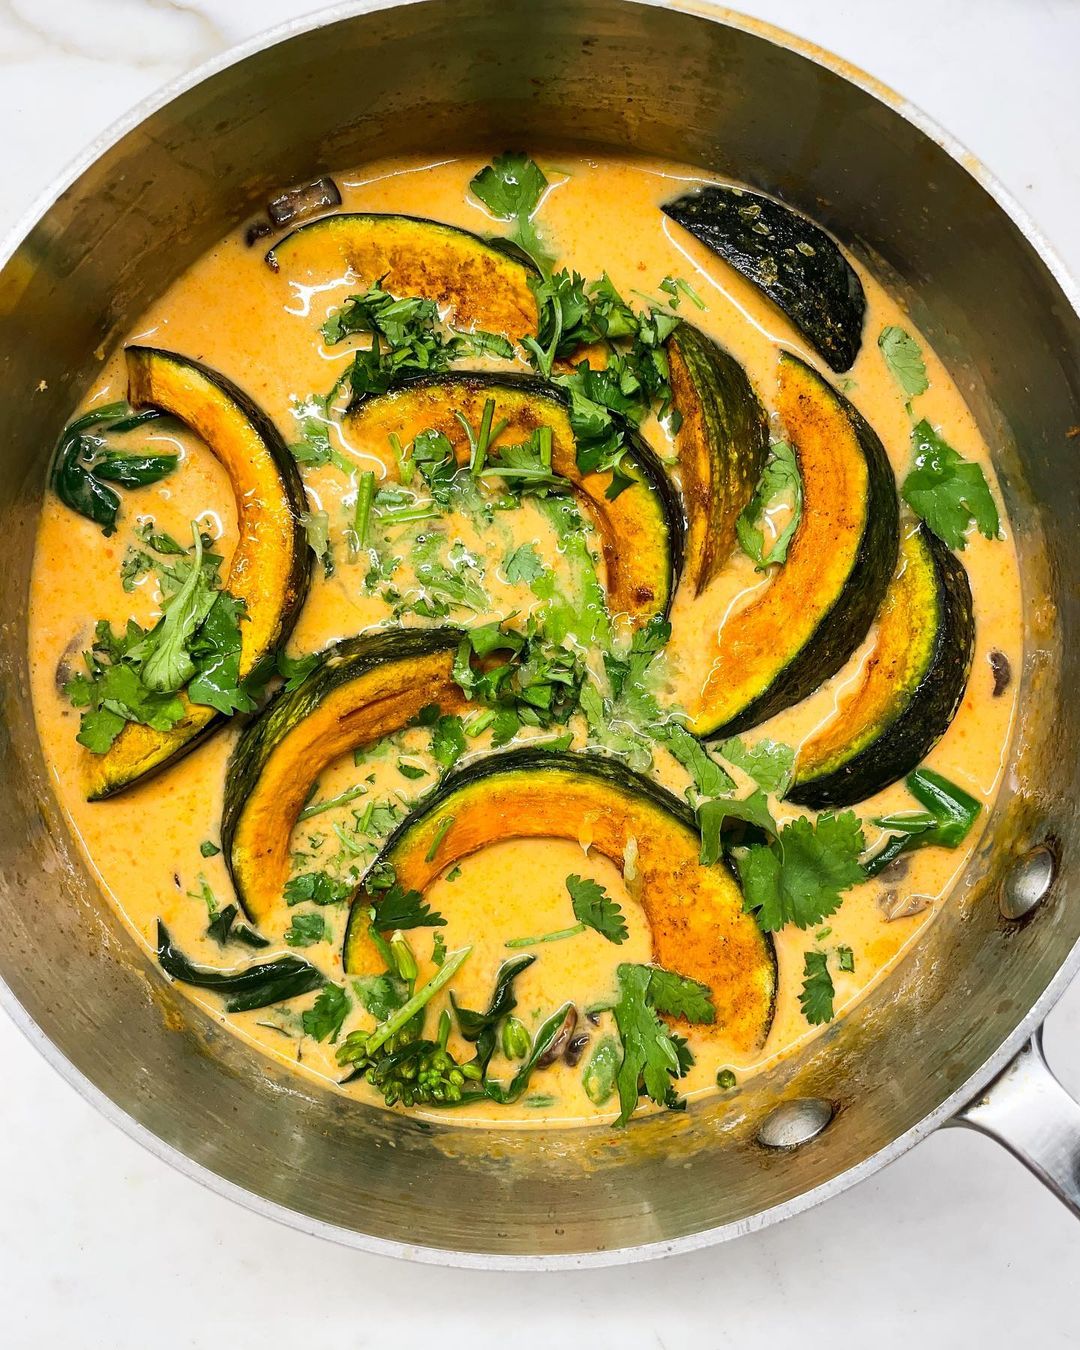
[1,0,1079,1267]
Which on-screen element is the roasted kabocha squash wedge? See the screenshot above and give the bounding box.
[686,352,899,739]
[787,523,975,808]
[663,186,866,372]
[667,323,769,594]
[343,749,777,1053]
[348,372,683,624]
[86,348,310,800]
[265,213,539,342]
[222,628,468,927]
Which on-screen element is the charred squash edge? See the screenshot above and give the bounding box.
[662,185,867,372]
[264,211,540,339]
[349,371,685,623]
[86,347,311,800]
[667,322,769,595]
[787,523,975,808]
[222,627,466,926]
[691,352,899,739]
[343,748,777,1052]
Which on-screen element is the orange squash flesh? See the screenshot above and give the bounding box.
[87,348,309,800]
[348,375,678,624]
[266,213,539,342]
[344,753,776,1054]
[685,353,898,737]
[224,634,467,928]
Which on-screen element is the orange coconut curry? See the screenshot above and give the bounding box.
[29,153,1020,1126]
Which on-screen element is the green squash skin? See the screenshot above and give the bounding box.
[87,348,312,800]
[342,748,775,1013]
[787,525,975,809]
[265,211,541,279]
[353,370,685,620]
[221,627,465,905]
[704,355,900,740]
[663,187,866,372]
[668,323,769,594]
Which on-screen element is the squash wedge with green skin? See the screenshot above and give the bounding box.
[667,323,769,594]
[663,186,866,372]
[265,213,539,342]
[686,352,899,739]
[86,348,310,800]
[348,372,683,624]
[343,749,777,1054]
[222,628,467,927]
[787,523,974,808]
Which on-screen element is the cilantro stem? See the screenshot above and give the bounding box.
[505,922,586,949]
[388,433,415,486]
[377,505,440,525]
[365,946,471,1056]
[353,470,376,545]
[425,814,456,863]
[299,783,368,821]
[332,822,365,856]
[538,425,553,471]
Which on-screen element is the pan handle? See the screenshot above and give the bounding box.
[951,1026,1080,1216]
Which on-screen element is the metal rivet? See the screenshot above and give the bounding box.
[1000,845,1056,920]
[757,1098,834,1149]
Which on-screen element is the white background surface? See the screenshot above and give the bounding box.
[2,1,1079,1345]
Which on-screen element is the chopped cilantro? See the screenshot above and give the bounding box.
[878,325,928,400]
[567,874,628,944]
[737,441,803,567]
[371,880,445,931]
[200,840,220,858]
[718,735,795,795]
[283,871,352,907]
[285,911,330,947]
[902,420,1000,550]
[469,151,554,270]
[799,950,835,1024]
[302,983,349,1043]
[736,811,866,932]
[697,789,776,865]
[503,541,545,584]
[837,945,855,973]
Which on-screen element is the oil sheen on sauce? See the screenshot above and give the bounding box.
[28,153,1022,1127]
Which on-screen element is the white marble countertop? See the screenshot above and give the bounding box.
[2,1,1079,1345]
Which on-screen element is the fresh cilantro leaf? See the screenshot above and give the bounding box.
[411,429,458,505]
[186,591,256,715]
[737,441,803,567]
[697,789,776,865]
[718,735,795,795]
[302,982,349,1042]
[799,950,835,1024]
[504,542,545,584]
[878,325,928,399]
[430,713,467,770]
[353,972,408,1021]
[75,704,127,753]
[371,881,445,931]
[276,649,319,692]
[469,152,554,270]
[612,963,708,1127]
[737,811,866,932]
[658,723,734,798]
[285,911,329,947]
[567,874,628,944]
[283,871,352,907]
[451,328,516,361]
[659,275,706,310]
[837,945,855,972]
[133,525,218,692]
[902,420,1000,550]
[397,760,427,781]
[200,840,220,858]
[644,967,716,1024]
